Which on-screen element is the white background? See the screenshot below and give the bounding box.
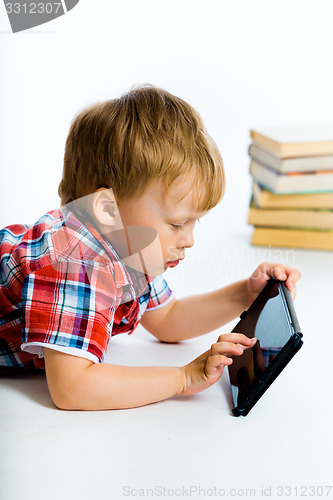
[1,2,333,500]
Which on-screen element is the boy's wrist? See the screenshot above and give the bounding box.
[234,278,253,309]
[175,366,186,396]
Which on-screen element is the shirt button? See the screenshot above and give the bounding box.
[123,292,132,303]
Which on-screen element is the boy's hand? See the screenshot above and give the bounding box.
[180,333,257,396]
[247,262,301,302]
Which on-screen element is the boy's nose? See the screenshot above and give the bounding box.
[178,231,195,249]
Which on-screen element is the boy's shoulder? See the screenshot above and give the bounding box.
[0,207,160,302]
[0,209,62,274]
[0,208,118,278]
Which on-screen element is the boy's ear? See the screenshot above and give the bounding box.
[92,188,122,228]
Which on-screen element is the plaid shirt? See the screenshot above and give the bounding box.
[0,207,173,369]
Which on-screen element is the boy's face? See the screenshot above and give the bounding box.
[92,175,208,275]
[119,175,208,271]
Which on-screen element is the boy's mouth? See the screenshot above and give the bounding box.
[167,260,179,267]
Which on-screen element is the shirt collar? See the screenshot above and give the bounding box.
[58,206,154,295]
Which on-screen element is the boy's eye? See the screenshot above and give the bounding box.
[170,219,200,231]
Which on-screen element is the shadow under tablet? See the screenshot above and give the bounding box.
[228,278,303,417]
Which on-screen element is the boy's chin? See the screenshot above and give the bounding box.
[122,255,166,277]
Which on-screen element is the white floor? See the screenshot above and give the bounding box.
[1,204,333,500]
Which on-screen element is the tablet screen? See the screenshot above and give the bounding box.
[228,280,296,408]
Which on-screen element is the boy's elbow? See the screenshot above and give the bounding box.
[51,393,70,411]
[44,348,94,411]
[151,328,182,343]
[47,375,85,410]
[155,335,180,344]
[51,389,83,411]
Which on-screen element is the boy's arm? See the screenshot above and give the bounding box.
[141,263,301,343]
[44,333,255,410]
[44,348,184,410]
[141,279,250,342]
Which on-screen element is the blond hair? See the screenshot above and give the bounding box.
[58,85,225,211]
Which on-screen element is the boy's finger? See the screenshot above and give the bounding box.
[285,266,302,282]
[211,341,242,356]
[272,265,287,280]
[211,340,256,357]
[206,354,232,375]
[285,270,301,300]
[217,333,257,346]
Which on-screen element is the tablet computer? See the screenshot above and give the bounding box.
[228,278,303,417]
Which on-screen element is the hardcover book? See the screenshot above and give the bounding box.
[252,182,333,209]
[249,143,333,173]
[248,199,333,230]
[250,161,333,194]
[250,125,333,158]
[251,227,333,251]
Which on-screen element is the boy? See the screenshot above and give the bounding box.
[0,85,301,410]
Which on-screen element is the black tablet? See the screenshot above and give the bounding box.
[228,278,303,417]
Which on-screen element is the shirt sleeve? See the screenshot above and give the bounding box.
[20,260,118,363]
[145,275,174,311]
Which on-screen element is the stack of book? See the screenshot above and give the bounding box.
[247,126,333,251]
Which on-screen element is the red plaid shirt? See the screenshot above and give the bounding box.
[0,207,173,369]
